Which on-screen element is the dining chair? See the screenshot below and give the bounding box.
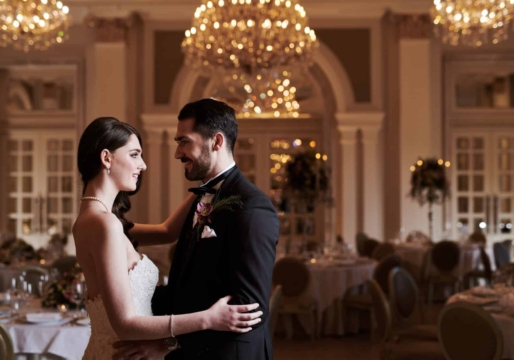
[368,279,444,360]
[272,257,317,342]
[493,242,511,269]
[372,243,396,261]
[388,267,437,340]
[464,246,492,288]
[19,265,49,297]
[50,256,78,277]
[427,241,461,305]
[363,239,380,258]
[0,324,14,360]
[268,285,283,339]
[438,302,503,360]
[356,232,369,257]
[342,254,402,339]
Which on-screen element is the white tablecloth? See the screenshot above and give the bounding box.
[2,300,89,360]
[395,243,496,280]
[279,258,376,336]
[447,289,514,359]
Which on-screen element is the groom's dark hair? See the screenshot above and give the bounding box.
[178,98,238,153]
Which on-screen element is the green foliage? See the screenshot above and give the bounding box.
[283,149,332,206]
[409,157,450,206]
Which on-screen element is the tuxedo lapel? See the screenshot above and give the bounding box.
[177,167,243,280]
[169,196,199,288]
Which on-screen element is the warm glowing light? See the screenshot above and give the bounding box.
[0,0,70,51]
[431,0,514,46]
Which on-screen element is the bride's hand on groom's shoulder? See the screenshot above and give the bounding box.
[206,295,262,333]
[112,339,171,360]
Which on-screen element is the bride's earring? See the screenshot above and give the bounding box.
[107,167,111,175]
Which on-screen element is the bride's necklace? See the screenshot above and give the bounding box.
[81,196,110,213]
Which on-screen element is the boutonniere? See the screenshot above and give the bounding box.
[194,195,243,241]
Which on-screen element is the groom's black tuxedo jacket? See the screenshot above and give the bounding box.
[152,167,279,360]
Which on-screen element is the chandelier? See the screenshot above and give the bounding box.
[182,0,317,117]
[182,0,317,74]
[213,69,301,117]
[431,0,514,46]
[0,0,70,52]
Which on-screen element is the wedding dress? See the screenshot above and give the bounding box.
[82,254,159,359]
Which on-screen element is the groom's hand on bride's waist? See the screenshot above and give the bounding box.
[112,339,172,360]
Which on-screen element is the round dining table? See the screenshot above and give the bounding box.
[1,299,89,360]
[276,255,377,337]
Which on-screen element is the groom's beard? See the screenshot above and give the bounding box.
[182,144,211,181]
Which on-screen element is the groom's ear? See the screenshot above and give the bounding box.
[212,132,224,152]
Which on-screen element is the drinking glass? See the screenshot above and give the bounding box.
[69,281,86,310]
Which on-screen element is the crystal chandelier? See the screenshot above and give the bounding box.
[213,69,301,118]
[0,0,70,52]
[182,0,317,75]
[431,0,514,46]
[182,0,317,117]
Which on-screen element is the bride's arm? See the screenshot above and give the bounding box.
[91,214,261,341]
[129,193,197,246]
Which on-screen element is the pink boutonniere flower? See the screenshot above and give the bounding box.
[196,202,213,225]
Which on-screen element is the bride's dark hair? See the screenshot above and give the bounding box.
[77,117,143,247]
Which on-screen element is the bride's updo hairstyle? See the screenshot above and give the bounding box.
[77,117,143,246]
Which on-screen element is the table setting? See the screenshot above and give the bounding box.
[276,245,377,336]
[0,260,91,359]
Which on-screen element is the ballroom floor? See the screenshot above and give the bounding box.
[273,303,444,360]
[274,336,381,360]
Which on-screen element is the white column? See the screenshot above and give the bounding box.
[86,16,130,123]
[338,126,358,247]
[398,15,434,237]
[166,117,186,215]
[141,114,187,221]
[362,126,384,239]
[145,130,164,223]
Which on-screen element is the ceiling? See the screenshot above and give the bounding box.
[66,0,433,22]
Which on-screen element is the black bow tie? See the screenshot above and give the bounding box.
[188,166,236,197]
[188,187,217,196]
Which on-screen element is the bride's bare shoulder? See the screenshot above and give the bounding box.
[73,211,124,242]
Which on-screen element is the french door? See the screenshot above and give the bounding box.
[451,130,514,242]
[7,130,77,250]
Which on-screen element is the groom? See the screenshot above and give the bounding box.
[117,98,278,360]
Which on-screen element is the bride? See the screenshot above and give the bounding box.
[73,117,262,359]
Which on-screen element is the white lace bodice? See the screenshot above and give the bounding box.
[82,254,159,359]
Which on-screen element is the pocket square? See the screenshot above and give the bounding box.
[201,225,217,239]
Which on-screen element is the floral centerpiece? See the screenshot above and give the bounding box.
[0,237,41,265]
[282,149,332,253]
[282,149,332,209]
[409,157,450,239]
[42,263,85,309]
